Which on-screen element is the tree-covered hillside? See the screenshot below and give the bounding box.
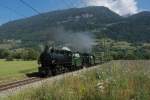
[0,6,122,40]
[103,11,150,42]
[0,6,150,43]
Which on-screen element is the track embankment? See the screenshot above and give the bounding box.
[0,65,101,98]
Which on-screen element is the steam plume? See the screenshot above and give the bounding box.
[46,27,95,53]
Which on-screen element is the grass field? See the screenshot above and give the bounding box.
[0,59,37,84]
[5,60,150,100]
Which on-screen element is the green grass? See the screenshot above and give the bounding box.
[4,60,150,100]
[0,59,37,84]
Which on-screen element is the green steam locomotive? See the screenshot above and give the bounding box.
[38,46,95,77]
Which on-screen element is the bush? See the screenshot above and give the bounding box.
[6,55,14,61]
[0,49,10,59]
[13,51,22,59]
[0,48,40,60]
[21,48,39,60]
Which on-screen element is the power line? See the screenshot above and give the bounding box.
[19,0,41,14]
[0,3,26,18]
[68,0,76,8]
[80,0,88,7]
[62,0,72,9]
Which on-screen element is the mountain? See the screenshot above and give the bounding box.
[0,6,122,40]
[0,6,150,43]
[103,11,150,42]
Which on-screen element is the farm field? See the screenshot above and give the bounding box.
[5,60,150,100]
[0,59,38,84]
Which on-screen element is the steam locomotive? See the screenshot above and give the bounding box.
[38,46,95,77]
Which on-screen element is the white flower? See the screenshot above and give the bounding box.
[97,82,104,86]
[98,85,105,90]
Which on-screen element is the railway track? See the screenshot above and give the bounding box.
[0,77,43,92]
[0,64,101,92]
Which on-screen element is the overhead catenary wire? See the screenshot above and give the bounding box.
[19,0,41,14]
[0,0,94,41]
[62,0,72,9]
[68,0,76,8]
[79,0,88,7]
[0,3,26,18]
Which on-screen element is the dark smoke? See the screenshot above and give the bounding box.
[45,27,96,53]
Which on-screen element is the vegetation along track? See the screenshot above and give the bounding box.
[0,64,100,92]
[0,77,42,92]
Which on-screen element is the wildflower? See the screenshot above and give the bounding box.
[97,81,104,86]
[96,81,105,92]
[98,86,105,90]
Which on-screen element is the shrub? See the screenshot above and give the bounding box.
[5,55,14,61]
[21,48,39,60]
[0,49,10,59]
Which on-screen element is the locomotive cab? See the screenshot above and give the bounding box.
[38,47,74,76]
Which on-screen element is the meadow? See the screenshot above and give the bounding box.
[0,59,37,84]
[5,60,150,100]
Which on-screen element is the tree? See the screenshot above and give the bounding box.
[21,48,39,60]
[0,49,10,59]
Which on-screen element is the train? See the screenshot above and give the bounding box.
[38,46,95,77]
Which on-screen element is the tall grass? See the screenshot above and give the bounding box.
[4,60,150,100]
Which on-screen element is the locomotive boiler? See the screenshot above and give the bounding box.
[38,46,95,77]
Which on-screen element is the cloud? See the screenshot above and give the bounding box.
[83,0,138,16]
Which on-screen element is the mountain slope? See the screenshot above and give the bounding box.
[0,6,150,43]
[103,11,150,42]
[0,6,122,40]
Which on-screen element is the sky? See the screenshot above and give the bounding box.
[0,0,149,25]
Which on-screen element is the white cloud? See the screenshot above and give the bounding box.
[83,0,139,16]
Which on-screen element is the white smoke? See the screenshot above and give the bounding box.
[62,47,71,51]
[83,0,138,16]
[46,27,95,53]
